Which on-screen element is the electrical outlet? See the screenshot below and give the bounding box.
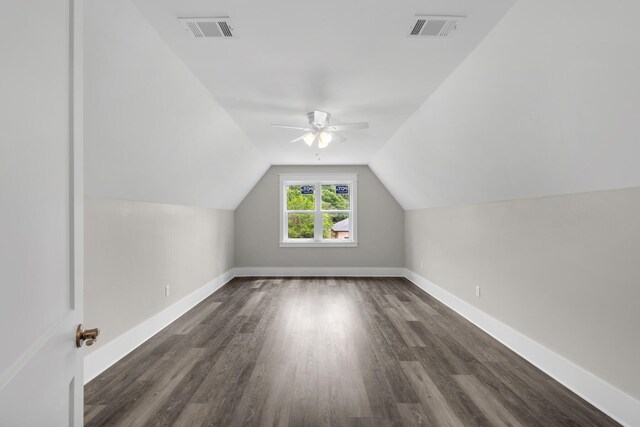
[165,285,170,297]
[419,261,424,269]
[217,261,221,270]
[475,286,481,298]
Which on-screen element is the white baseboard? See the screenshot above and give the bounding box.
[403,269,640,427]
[83,269,236,384]
[233,267,404,277]
[84,266,639,426]
[83,267,401,384]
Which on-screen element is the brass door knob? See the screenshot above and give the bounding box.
[76,324,100,348]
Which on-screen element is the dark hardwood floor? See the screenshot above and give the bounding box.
[85,277,618,426]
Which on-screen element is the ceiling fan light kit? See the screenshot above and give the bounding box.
[303,133,315,146]
[319,131,332,148]
[271,110,369,149]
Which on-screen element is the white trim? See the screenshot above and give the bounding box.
[234,267,404,277]
[280,174,358,246]
[402,269,640,427]
[71,2,85,423]
[83,269,236,384]
[279,173,358,183]
[83,265,639,426]
[83,267,400,383]
[279,242,358,248]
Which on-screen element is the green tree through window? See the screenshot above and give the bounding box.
[286,185,349,239]
[286,185,315,238]
[321,185,349,238]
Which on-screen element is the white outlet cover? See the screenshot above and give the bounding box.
[475,286,481,297]
[165,285,170,297]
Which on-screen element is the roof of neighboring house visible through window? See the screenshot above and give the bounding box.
[331,218,349,232]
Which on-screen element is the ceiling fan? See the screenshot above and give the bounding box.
[271,111,369,148]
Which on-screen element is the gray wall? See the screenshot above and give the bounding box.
[84,197,234,352]
[235,165,404,268]
[405,187,640,400]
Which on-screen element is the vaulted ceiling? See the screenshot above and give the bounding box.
[130,0,515,165]
[370,0,640,208]
[85,0,640,210]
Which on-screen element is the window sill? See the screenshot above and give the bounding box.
[279,241,358,248]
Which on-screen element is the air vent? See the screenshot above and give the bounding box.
[179,17,236,38]
[407,15,465,38]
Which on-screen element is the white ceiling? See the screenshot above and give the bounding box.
[85,0,269,210]
[87,0,640,211]
[130,0,515,165]
[371,0,640,209]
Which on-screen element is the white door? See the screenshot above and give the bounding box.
[0,0,84,425]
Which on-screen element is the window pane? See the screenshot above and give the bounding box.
[323,213,349,239]
[287,185,315,210]
[321,184,350,210]
[288,213,315,239]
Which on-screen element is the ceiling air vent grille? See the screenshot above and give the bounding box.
[410,19,426,36]
[407,15,465,38]
[179,17,236,38]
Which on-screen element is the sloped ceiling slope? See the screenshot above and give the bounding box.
[85,0,269,210]
[130,0,515,165]
[371,0,640,210]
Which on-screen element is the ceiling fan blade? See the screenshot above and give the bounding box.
[290,132,316,144]
[327,122,369,131]
[289,134,307,143]
[271,124,311,131]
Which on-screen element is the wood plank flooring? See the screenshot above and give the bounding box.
[85,277,618,426]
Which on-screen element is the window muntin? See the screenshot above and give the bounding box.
[280,174,357,247]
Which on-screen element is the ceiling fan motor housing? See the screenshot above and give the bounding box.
[307,111,330,130]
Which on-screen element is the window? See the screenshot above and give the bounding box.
[280,174,357,247]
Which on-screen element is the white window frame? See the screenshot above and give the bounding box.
[279,173,358,248]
